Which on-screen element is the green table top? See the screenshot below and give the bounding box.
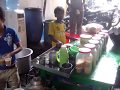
[70,38,120,85]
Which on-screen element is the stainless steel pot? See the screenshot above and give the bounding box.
[15,48,33,74]
[26,77,44,90]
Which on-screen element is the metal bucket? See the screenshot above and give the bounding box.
[15,48,33,74]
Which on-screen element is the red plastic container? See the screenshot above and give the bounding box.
[65,32,80,43]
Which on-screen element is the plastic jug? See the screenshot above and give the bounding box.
[56,45,69,67]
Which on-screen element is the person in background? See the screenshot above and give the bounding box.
[48,6,66,48]
[0,7,22,89]
[66,0,85,35]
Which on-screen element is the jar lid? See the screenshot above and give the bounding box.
[84,43,96,49]
[94,34,104,37]
[101,30,108,33]
[79,48,91,54]
[99,32,106,35]
[80,34,92,39]
[88,40,99,45]
[92,36,101,40]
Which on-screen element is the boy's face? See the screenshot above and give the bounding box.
[55,11,64,21]
[0,19,4,33]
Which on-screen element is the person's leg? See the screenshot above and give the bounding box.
[0,78,7,90]
[70,8,77,35]
[0,70,7,90]
[76,9,83,34]
[7,67,20,89]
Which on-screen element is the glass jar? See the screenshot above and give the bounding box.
[99,32,108,50]
[84,43,97,69]
[92,36,103,57]
[101,30,108,44]
[88,39,100,63]
[76,48,93,74]
[80,34,92,47]
[94,34,105,53]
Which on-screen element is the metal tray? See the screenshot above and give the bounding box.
[32,46,75,78]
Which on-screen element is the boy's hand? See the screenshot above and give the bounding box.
[56,41,63,49]
[3,53,12,58]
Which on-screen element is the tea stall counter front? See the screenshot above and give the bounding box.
[66,37,120,89]
[32,38,120,90]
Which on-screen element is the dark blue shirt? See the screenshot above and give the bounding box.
[0,26,20,69]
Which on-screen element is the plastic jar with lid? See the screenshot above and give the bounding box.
[84,43,97,69]
[99,32,108,50]
[80,34,92,47]
[101,30,108,44]
[92,36,103,57]
[76,48,93,74]
[94,34,105,52]
[88,39,100,63]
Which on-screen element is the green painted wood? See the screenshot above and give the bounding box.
[39,38,120,90]
[68,38,120,90]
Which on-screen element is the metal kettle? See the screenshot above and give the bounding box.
[26,77,44,90]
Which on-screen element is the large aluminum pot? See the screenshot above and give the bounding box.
[26,77,44,90]
[15,48,33,74]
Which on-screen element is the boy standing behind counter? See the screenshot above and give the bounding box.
[48,6,66,48]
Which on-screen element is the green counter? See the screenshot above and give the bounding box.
[66,38,120,90]
[39,38,120,90]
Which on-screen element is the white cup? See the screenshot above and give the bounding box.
[5,57,11,66]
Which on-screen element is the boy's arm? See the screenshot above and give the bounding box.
[4,42,22,58]
[9,42,22,57]
[49,35,60,43]
[49,35,63,48]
